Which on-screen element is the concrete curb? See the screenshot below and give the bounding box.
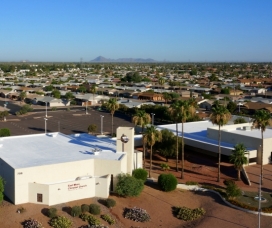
[177,184,272,217]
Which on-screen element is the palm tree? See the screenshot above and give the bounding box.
[230,143,248,180]
[162,92,171,104]
[252,110,272,184]
[132,110,151,169]
[105,98,119,136]
[144,125,162,177]
[158,77,165,94]
[89,84,97,105]
[179,100,196,179]
[169,101,182,172]
[209,105,232,182]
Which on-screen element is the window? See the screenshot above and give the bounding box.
[37,193,43,202]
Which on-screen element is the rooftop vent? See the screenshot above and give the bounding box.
[91,147,102,155]
[243,126,251,131]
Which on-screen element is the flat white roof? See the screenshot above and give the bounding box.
[0,133,124,169]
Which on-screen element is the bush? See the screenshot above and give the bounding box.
[79,213,101,226]
[17,104,33,115]
[186,181,198,186]
[123,207,150,222]
[160,163,170,171]
[51,107,57,111]
[71,206,81,217]
[115,173,144,197]
[81,204,89,213]
[173,206,206,221]
[22,218,43,228]
[48,207,57,218]
[89,204,101,215]
[0,128,11,137]
[101,214,115,225]
[223,179,235,186]
[158,173,178,192]
[105,198,116,208]
[226,182,242,199]
[49,216,72,228]
[132,168,148,182]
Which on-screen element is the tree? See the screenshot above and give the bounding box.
[51,90,61,99]
[154,129,177,162]
[87,124,97,135]
[65,92,74,101]
[234,117,247,124]
[132,110,151,169]
[178,100,196,179]
[162,92,171,104]
[252,110,272,184]
[19,91,27,102]
[0,111,9,121]
[78,86,87,93]
[210,105,232,182]
[144,125,162,177]
[158,77,165,93]
[227,101,237,113]
[105,98,119,136]
[0,128,11,137]
[230,143,248,180]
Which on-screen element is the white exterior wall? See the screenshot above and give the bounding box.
[14,160,94,205]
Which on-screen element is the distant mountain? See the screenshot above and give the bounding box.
[90,56,157,63]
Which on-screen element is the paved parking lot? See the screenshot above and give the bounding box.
[1,108,134,136]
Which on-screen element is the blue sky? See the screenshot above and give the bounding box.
[1,0,272,62]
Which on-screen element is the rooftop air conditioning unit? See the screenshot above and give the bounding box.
[243,126,251,131]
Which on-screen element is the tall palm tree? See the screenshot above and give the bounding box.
[144,125,162,177]
[230,143,248,180]
[89,84,97,105]
[252,110,272,184]
[169,101,182,171]
[105,98,119,136]
[209,105,232,182]
[132,110,151,169]
[179,100,196,179]
[158,77,165,94]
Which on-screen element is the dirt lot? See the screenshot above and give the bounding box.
[1,182,272,228]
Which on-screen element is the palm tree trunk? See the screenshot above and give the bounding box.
[176,122,179,172]
[111,114,114,136]
[261,131,264,185]
[143,141,146,169]
[149,145,153,178]
[181,121,184,179]
[218,125,221,182]
[238,170,241,181]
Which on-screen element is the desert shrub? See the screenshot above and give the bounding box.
[160,163,170,171]
[48,207,57,218]
[226,182,242,199]
[173,206,206,221]
[132,168,148,182]
[0,128,11,137]
[0,176,5,203]
[186,181,198,185]
[80,213,101,226]
[51,107,57,111]
[158,173,177,192]
[115,173,144,197]
[22,218,43,228]
[17,207,26,213]
[66,107,70,111]
[123,207,150,222]
[49,216,72,228]
[223,179,235,186]
[81,204,89,213]
[101,214,115,225]
[17,104,33,115]
[105,198,116,208]
[89,203,101,215]
[228,199,258,211]
[71,206,81,217]
[201,185,227,198]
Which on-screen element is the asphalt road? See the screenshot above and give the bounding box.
[0,109,134,136]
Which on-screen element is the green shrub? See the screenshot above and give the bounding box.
[0,128,11,137]
[89,204,100,215]
[22,218,43,228]
[49,216,72,228]
[81,204,89,213]
[186,181,198,185]
[51,107,57,111]
[48,207,57,218]
[132,168,148,182]
[226,182,242,199]
[105,198,116,208]
[17,104,33,115]
[0,176,5,203]
[158,173,177,192]
[101,214,115,225]
[80,213,101,225]
[160,163,170,171]
[173,206,206,221]
[223,179,235,186]
[71,206,81,217]
[115,173,144,197]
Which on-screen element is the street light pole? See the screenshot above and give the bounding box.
[45,102,48,117]
[86,99,88,114]
[58,121,60,132]
[258,174,261,228]
[151,113,155,125]
[44,118,48,134]
[100,115,104,135]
